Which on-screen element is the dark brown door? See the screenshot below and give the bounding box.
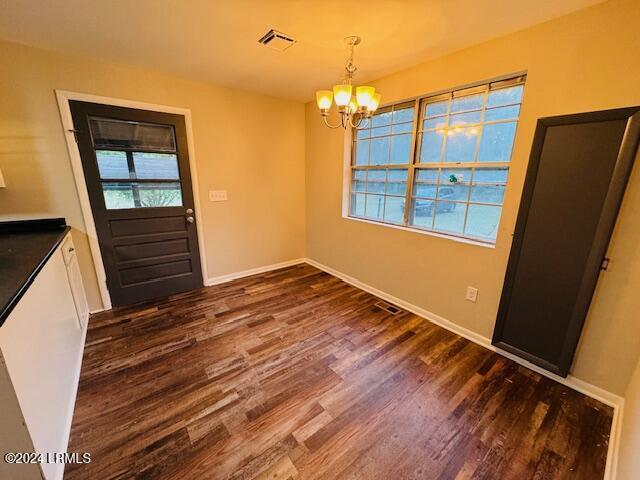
[70,101,203,307]
[492,107,640,376]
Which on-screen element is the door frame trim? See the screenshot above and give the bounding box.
[55,90,209,311]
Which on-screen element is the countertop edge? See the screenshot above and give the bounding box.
[0,226,71,327]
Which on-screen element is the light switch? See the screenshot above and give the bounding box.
[209,190,227,202]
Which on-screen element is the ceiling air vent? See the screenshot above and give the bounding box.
[258,29,296,52]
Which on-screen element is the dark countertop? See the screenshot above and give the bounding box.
[0,218,70,326]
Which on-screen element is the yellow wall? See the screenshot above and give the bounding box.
[618,357,640,478]
[305,0,640,395]
[0,40,306,311]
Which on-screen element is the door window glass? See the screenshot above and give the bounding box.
[90,117,183,209]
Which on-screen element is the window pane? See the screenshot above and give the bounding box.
[477,122,517,162]
[424,117,448,130]
[412,199,435,228]
[425,101,448,118]
[414,183,437,198]
[450,110,482,126]
[358,118,372,129]
[366,169,386,193]
[386,169,408,195]
[487,85,523,107]
[138,183,183,207]
[416,168,440,183]
[470,185,505,204]
[102,182,183,209]
[451,94,483,113]
[465,204,502,240]
[472,167,508,184]
[356,128,370,139]
[390,134,411,164]
[420,131,444,163]
[439,168,471,201]
[393,122,413,134]
[441,168,470,185]
[353,169,367,180]
[393,107,414,123]
[96,150,129,179]
[444,128,479,162]
[485,105,520,122]
[132,152,179,180]
[471,167,508,203]
[351,193,366,216]
[414,168,439,197]
[371,126,391,137]
[433,201,466,234]
[90,117,176,151]
[383,196,405,224]
[102,183,134,209]
[372,111,392,127]
[370,137,390,164]
[355,139,370,165]
[351,172,367,192]
[365,194,385,220]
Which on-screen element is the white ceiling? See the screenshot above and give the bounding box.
[0,0,604,102]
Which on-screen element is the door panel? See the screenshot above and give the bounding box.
[492,107,640,376]
[70,101,203,307]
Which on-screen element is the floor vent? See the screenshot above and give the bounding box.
[375,300,402,315]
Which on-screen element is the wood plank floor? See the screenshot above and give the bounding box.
[66,264,612,479]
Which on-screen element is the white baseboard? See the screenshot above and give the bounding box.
[205,258,306,286]
[303,257,623,480]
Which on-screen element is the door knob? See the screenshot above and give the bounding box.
[186,208,194,214]
[186,216,195,224]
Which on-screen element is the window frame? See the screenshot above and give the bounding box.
[347,73,526,245]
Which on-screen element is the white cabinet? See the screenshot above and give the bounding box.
[0,233,87,480]
[61,235,89,329]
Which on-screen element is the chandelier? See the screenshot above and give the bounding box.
[315,36,381,129]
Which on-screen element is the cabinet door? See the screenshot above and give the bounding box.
[66,252,89,330]
[61,234,89,329]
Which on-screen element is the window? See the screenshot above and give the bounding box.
[90,117,183,209]
[349,76,525,243]
[350,102,415,224]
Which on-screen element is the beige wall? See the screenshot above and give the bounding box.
[305,0,640,396]
[618,357,640,478]
[1,0,638,397]
[0,40,306,311]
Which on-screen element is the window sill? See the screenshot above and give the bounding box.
[343,214,497,249]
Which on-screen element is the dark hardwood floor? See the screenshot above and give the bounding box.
[66,264,612,479]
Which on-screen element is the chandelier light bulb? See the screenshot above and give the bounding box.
[316,90,333,110]
[356,86,375,109]
[333,84,353,107]
[367,93,382,113]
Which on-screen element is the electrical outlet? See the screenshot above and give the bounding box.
[209,190,227,202]
[465,286,478,303]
